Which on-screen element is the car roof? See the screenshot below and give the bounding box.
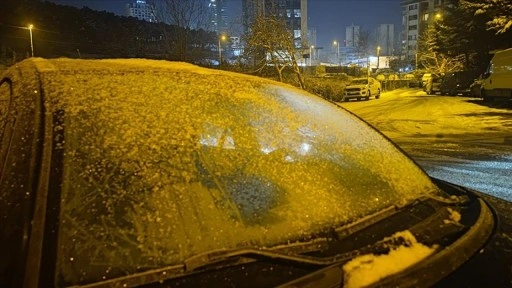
[23,58,259,81]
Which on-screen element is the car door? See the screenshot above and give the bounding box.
[0,71,41,287]
[368,78,378,95]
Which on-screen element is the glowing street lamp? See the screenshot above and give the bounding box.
[333,40,339,65]
[28,24,34,57]
[218,35,226,66]
[377,46,381,69]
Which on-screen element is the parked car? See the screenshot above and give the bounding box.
[439,70,481,96]
[342,77,381,101]
[423,74,443,95]
[1,58,512,288]
[480,48,512,101]
[470,77,484,97]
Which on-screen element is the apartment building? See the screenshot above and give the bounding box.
[401,0,446,63]
[208,0,228,35]
[242,0,308,48]
[345,25,360,48]
[376,24,395,56]
[125,0,157,23]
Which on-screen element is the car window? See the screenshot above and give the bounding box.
[44,66,441,285]
[350,79,368,85]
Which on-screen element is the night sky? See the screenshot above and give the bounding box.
[48,0,402,49]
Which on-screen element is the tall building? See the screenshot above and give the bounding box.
[242,0,308,48]
[125,0,157,23]
[345,25,360,48]
[400,0,446,63]
[376,24,395,56]
[208,0,228,35]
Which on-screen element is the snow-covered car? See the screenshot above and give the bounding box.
[1,58,512,288]
[342,77,381,101]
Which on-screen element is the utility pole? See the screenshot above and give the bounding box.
[377,46,381,69]
[333,41,339,65]
[28,24,34,57]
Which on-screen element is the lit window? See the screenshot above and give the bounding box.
[294,9,301,17]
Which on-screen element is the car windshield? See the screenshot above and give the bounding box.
[42,60,440,285]
[349,78,369,85]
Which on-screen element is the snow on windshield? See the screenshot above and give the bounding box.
[37,58,441,285]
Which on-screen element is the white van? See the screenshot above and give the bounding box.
[480,48,512,101]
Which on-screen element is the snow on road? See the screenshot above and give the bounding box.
[338,89,512,144]
[338,88,512,201]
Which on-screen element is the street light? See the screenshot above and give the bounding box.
[333,41,339,65]
[28,24,34,57]
[309,45,314,66]
[218,35,226,66]
[377,46,381,69]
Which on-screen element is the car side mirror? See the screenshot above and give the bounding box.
[481,72,490,79]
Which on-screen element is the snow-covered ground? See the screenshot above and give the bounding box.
[338,89,512,143]
[338,88,512,201]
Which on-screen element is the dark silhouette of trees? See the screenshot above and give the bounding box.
[0,0,216,65]
[418,0,512,73]
[149,0,212,62]
[461,0,512,34]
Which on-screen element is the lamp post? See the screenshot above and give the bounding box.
[28,24,34,57]
[218,35,226,66]
[309,45,314,66]
[333,41,339,65]
[377,46,381,69]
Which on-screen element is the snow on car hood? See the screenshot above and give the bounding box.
[20,58,442,284]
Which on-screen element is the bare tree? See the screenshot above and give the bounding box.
[418,25,463,74]
[420,53,464,75]
[149,0,211,61]
[243,14,306,89]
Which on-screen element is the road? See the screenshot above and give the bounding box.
[337,88,512,201]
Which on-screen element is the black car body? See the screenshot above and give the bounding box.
[439,70,481,96]
[1,58,511,288]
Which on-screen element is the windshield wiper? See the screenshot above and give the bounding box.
[184,245,332,272]
[80,196,463,288]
